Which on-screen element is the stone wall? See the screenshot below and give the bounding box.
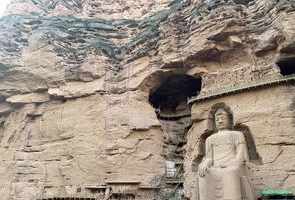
[0,0,295,199]
[0,92,165,199]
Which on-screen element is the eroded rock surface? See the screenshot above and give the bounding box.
[0,0,295,199]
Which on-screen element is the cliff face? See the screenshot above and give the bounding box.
[0,0,295,199]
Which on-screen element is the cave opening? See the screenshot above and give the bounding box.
[276,57,295,76]
[149,74,202,197]
[149,74,202,115]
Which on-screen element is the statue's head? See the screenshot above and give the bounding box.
[212,106,234,131]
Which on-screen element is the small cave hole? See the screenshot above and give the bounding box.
[232,0,254,5]
[276,57,295,76]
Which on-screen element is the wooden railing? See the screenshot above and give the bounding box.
[189,74,295,104]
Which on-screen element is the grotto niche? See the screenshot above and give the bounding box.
[149,74,202,161]
[149,74,202,199]
[1,0,295,199]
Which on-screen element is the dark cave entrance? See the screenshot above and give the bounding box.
[232,0,254,5]
[149,74,202,115]
[149,74,202,199]
[276,57,295,76]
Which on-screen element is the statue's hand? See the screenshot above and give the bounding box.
[198,159,212,177]
[198,164,206,177]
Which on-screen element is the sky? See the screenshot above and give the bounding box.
[0,0,11,16]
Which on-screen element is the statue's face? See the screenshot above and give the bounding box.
[214,108,231,130]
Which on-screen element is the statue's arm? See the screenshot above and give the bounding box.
[198,138,213,176]
[204,137,213,164]
[235,132,249,165]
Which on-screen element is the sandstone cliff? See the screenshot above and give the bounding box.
[0,0,295,199]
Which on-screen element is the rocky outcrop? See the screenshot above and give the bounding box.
[0,0,295,199]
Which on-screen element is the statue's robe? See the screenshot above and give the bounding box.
[198,130,255,200]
